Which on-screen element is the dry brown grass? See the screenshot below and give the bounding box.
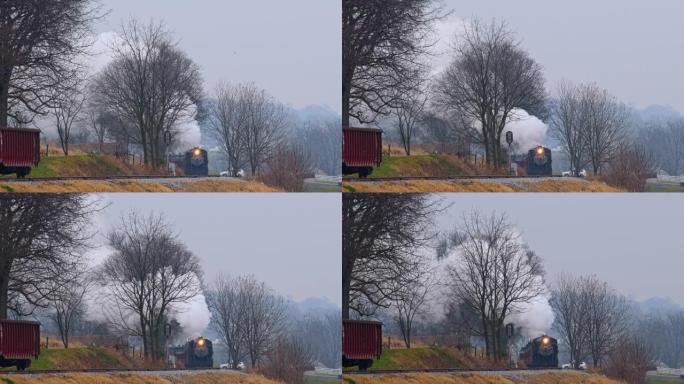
[344,372,621,384]
[0,372,280,384]
[345,179,621,193]
[0,179,280,193]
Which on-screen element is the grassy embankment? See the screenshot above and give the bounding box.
[343,153,618,192]
[368,153,501,179]
[0,347,280,384]
[0,372,278,384]
[27,346,158,371]
[343,372,620,384]
[345,178,620,192]
[0,154,279,192]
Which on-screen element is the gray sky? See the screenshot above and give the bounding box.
[95,0,341,113]
[438,0,684,113]
[433,194,684,306]
[88,193,341,307]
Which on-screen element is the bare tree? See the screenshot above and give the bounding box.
[206,274,249,370]
[293,311,342,369]
[259,143,315,192]
[92,20,203,167]
[603,142,655,192]
[439,210,545,359]
[0,1,101,126]
[52,89,86,155]
[584,277,629,367]
[205,82,248,176]
[421,112,466,154]
[342,0,442,126]
[260,335,314,384]
[434,19,547,166]
[583,85,628,175]
[550,273,589,369]
[550,274,628,368]
[637,119,684,176]
[294,118,342,176]
[243,87,288,175]
[342,193,441,319]
[641,311,684,368]
[393,265,437,348]
[49,271,90,348]
[604,336,654,384]
[207,274,286,369]
[84,102,117,153]
[243,277,286,368]
[549,82,588,176]
[394,90,428,156]
[99,212,203,358]
[204,82,287,176]
[0,195,96,319]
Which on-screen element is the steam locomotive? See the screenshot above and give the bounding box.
[519,335,559,368]
[173,337,213,368]
[526,146,552,176]
[169,147,209,176]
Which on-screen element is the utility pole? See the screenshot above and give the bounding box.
[163,129,172,175]
[506,131,514,176]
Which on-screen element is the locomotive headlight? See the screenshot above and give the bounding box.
[536,147,544,155]
[197,338,205,347]
[542,337,550,345]
[193,148,201,156]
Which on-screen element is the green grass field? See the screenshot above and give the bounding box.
[369,154,473,178]
[646,375,683,383]
[0,154,160,179]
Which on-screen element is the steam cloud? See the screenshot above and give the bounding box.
[506,294,555,338]
[174,293,212,341]
[500,109,548,154]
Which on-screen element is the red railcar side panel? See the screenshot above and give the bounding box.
[0,128,41,167]
[343,128,382,168]
[343,320,382,360]
[0,320,40,360]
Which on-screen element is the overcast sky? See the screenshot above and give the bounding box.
[432,194,684,306]
[94,0,341,113]
[437,0,684,114]
[88,193,341,307]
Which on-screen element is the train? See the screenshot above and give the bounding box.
[172,337,214,369]
[169,147,209,176]
[519,335,559,368]
[342,127,383,178]
[0,319,41,371]
[342,319,383,371]
[525,145,553,176]
[0,127,41,178]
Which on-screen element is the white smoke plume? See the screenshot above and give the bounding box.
[176,116,202,149]
[174,293,212,341]
[500,109,548,154]
[506,293,555,339]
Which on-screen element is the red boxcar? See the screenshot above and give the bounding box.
[342,127,382,178]
[0,127,41,178]
[342,319,382,370]
[0,319,41,370]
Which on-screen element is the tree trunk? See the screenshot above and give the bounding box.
[0,273,9,320]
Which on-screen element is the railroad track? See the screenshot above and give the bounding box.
[0,367,226,375]
[0,175,225,183]
[345,367,564,375]
[344,175,574,182]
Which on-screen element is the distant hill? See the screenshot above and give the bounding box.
[633,296,682,316]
